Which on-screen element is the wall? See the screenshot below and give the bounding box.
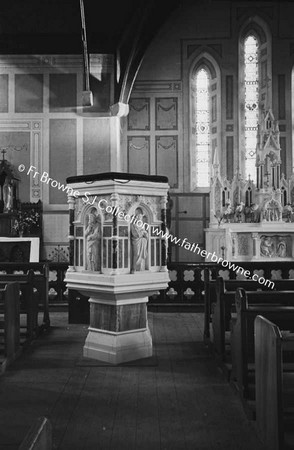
[0,54,114,260]
[123,1,294,261]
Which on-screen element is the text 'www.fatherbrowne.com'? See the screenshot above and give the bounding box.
[151,227,275,289]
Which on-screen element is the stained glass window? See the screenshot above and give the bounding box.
[244,35,259,182]
[195,68,210,187]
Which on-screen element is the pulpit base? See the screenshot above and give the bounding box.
[83,327,152,365]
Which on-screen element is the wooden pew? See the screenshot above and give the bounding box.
[255,315,294,450]
[18,416,52,450]
[231,287,294,400]
[203,266,294,342]
[0,282,21,370]
[0,270,39,340]
[209,276,294,361]
[0,263,50,329]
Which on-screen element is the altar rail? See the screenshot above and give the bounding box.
[150,261,294,306]
[1,261,294,308]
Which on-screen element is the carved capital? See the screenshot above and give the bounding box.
[68,196,76,210]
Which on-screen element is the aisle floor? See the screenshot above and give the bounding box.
[0,312,266,450]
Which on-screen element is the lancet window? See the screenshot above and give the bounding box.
[244,35,259,182]
[195,68,210,188]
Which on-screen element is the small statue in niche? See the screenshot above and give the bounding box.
[85,212,100,271]
[3,178,13,212]
[130,207,148,273]
[250,203,260,223]
[263,198,282,222]
[260,236,274,257]
[277,240,287,258]
[235,202,245,223]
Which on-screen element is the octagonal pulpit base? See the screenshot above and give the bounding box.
[83,327,152,365]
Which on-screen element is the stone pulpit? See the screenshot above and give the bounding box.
[64,172,170,364]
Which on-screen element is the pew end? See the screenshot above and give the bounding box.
[255,315,294,450]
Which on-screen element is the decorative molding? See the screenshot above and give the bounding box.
[127,136,150,174]
[155,97,178,130]
[187,44,222,59]
[226,124,234,132]
[0,119,42,200]
[128,98,150,130]
[155,136,178,188]
[0,120,32,129]
[0,54,113,70]
[133,80,182,92]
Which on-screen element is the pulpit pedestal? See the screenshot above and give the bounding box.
[64,172,170,364]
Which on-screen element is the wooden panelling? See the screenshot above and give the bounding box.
[177,196,203,218]
[178,221,204,262]
[0,75,8,112]
[127,136,150,174]
[15,74,43,113]
[83,118,110,174]
[128,98,150,130]
[155,97,178,130]
[156,136,178,188]
[49,119,77,204]
[49,74,77,112]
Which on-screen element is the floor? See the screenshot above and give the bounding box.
[0,312,266,450]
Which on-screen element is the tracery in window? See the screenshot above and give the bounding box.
[244,35,259,182]
[195,68,210,187]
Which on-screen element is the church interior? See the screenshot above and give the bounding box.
[1,0,294,448]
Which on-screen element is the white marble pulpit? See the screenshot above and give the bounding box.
[64,172,170,364]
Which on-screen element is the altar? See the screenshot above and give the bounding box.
[205,223,294,262]
[205,108,294,262]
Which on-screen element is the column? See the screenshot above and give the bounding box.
[252,233,259,259]
[68,195,76,271]
[110,192,120,272]
[160,195,168,271]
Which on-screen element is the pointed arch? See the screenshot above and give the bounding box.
[189,53,221,191]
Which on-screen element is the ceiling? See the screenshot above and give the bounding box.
[0,0,180,54]
[0,0,288,104]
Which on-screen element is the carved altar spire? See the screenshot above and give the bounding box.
[256,106,281,191]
